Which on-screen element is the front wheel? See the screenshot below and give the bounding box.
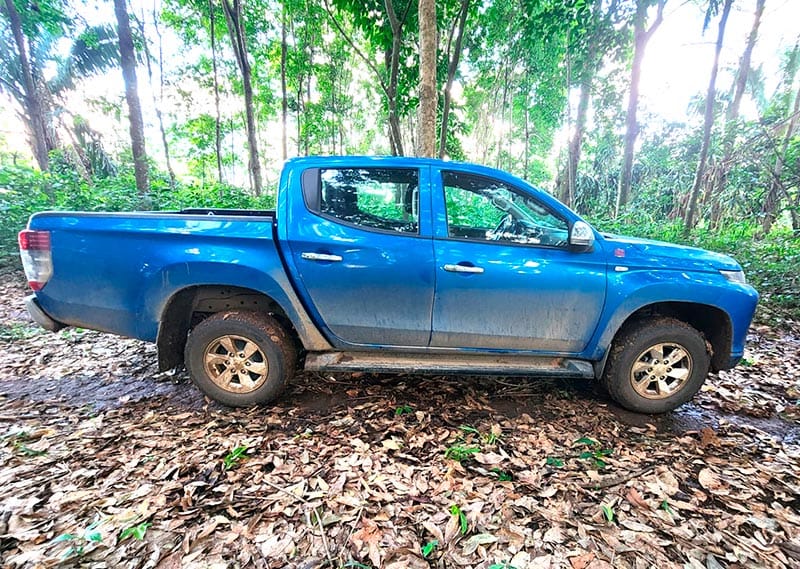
[184,311,296,407]
[602,317,710,414]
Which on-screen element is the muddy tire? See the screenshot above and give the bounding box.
[185,311,296,407]
[602,317,710,414]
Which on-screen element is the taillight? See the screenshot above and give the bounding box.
[18,230,52,291]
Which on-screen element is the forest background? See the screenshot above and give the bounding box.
[0,0,798,324]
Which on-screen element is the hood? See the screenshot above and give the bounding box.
[601,233,741,272]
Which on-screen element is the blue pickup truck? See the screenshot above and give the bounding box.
[19,156,758,413]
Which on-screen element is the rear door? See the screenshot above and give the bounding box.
[285,165,435,347]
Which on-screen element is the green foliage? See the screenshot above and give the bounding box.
[13,441,47,457]
[490,467,513,481]
[394,404,413,416]
[449,504,468,535]
[421,539,438,557]
[119,521,152,542]
[489,562,518,569]
[574,436,613,469]
[53,520,103,559]
[0,323,42,341]
[460,424,499,445]
[342,562,373,569]
[223,446,249,470]
[0,162,273,266]
[601,504,615,523]
[444,444,480,462]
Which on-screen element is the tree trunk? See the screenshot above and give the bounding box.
[387,37,404,155]
[323,0,410,156]
[710,0,764,226]
[523,81,529,176]
[559,72,592,207]
[296,77,303,156]
[417,0,436,157]
[438,0,469,159]
[761,82,800,233]
[280,1,288,160]
[384,0,411,156]
[616,0,665,217]
[684,0,733,235]
[3,0,50,170]
[221,0,263,195]
[113,0,150,200]
[142,6,176,188]
[209,0,224,185]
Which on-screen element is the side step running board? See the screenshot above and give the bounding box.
[304,351,595,378]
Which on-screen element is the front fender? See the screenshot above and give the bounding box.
[586,269,758,361]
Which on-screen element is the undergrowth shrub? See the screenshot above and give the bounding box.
[0,164,274,264]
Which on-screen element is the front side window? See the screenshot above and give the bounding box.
[319,168,419,234]
[443,171,569,247]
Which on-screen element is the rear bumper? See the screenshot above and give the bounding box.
[25,295,66,332]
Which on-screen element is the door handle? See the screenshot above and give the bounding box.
[301,252,343,262]
[443,263,484,274]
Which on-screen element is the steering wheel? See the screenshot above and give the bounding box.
[491,214,515,240]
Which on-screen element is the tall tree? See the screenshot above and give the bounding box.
[138,6,176,188]
[1,9,120,175]
[762,41,800,232]
[208,0,224,183]
[221,0,262,194]
[280,0,288,160]
[555,0,622,208]
[1,0,53,170]
[113,0,150,198]
[324,0,414,155]
[684,0,733,234]
[615,0,665,217]
[438,0,469,159]
[417,0,436,156]
[708,0,764,226]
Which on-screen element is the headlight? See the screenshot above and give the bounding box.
[720,269,747,284]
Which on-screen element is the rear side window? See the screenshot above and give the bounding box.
[314,168,419,234]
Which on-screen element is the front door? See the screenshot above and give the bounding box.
[286,166,434,347]
[431,170,607,353]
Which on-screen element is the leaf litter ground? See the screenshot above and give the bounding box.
[0,270,798,568]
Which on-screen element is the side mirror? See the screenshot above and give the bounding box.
[569,221,594,249]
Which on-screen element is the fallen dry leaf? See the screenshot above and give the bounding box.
[0,269,797,568]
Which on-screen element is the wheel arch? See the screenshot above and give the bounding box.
[595,301,732,377]
[157,285,300,371]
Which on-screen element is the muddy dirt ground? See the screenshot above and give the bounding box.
[1,270,798,568]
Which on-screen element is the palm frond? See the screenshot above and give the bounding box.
[49,24,119,94]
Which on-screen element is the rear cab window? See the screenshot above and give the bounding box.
[304,168,420,234]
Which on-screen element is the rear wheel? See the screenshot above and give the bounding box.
[185,311,296,407]
[602,317,710,414]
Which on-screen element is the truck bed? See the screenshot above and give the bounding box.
[27,210,282,342]
[179,208,276,217]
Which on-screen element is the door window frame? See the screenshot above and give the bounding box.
[433,169,571,249]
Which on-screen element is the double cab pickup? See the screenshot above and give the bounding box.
[19,156,759,413]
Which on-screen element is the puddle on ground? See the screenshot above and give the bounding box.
[606,402,800,444]
[2,369,797,445]
[0,371,204,411]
